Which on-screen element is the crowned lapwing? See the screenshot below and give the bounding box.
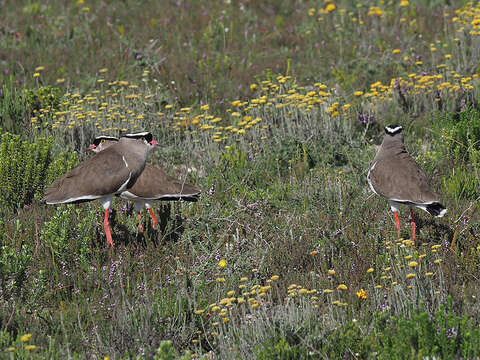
[367,125,447,242]
[89,136,200,232]
[44,132,158,247]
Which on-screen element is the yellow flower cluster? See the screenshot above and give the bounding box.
[453,1,480,35]
[195,274,281,326]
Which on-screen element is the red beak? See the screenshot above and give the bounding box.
[150,139,159,146]
[88,144,96,150]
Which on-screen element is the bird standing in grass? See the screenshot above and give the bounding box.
[89,136,200,232]
[44,132,158,247]
[367,125,447,242]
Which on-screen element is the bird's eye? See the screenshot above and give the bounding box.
[101,139,105,144]
[140,137,145,141]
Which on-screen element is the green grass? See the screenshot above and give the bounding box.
[1,0,480,359]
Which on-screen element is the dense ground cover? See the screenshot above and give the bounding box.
[1,0,480,358]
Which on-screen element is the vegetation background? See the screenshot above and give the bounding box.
[0,0,480,358]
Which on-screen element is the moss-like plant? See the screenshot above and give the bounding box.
[0,132,78,212]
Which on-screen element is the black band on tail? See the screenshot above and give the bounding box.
[426,202,447,217]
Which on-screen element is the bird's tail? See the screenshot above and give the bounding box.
[426,202,447,217]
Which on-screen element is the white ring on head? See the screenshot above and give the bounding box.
[385,125,402,134]
[124,131,150,137]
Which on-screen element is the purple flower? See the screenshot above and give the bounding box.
[358,112,375,125]
[446,327,458,339]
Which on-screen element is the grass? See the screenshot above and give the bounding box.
[1,0,480,358]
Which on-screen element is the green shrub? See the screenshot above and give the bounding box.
[0,80,28,134]
[432,107,480,162]
[0,241,32,298]
[24,86,63,117]
[443,167,479,201]
[0,132,52,211]
[0,132,78,212]
[39,205,95,268]
[256,338,308,360]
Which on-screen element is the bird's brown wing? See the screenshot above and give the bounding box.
[127,164,200,200]
[369,154,438,204]
[44,149,133,203]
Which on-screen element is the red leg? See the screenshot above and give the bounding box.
[148,208,158,229]
[410,208,416,243]
[137,212,144,233]
[104,209,113,247]
[393,211,401,237]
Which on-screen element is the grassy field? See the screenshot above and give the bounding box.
[1,0,480,358]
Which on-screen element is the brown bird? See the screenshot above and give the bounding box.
[44,132,158,246]
[367,125,447,242]
[89,136,200,232]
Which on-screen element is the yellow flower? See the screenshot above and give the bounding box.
[33,73,40,78]
[240,277,248,282]
[328,269,335,275]
[408,261,418,268]
[216,277,226,283]
[7,347,15,352]
[310,250,318,256]
[21,334,32,342]
[399,0,409,6]
[367,268,374,273]
[445,54,452,59]
[337,284,348,291]
[25,345,37,351]
[392,49,401,54]
[250,84,258,91]
[356,289,367,299]
[325,3,336,13]
[223,317,229,324]
[200,104,209,111]
[406,273,416,279]
[227,290,235,297]
[434,259,442,264]
[218,259,227,268]
[323,289,333,294]
[270,275,279,281]
[425,272,434,277]
[194,309,204,315]
[82,7,90,12]
[353,91,363,96]
[35,66,45,72]
[375,285,382,289]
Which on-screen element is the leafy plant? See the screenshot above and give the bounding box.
[0,132,52,211]
[0,132,78,212]
[0,79,28,134]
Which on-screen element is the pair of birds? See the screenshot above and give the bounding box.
[44,125,447,247]
[44,132,200,247]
